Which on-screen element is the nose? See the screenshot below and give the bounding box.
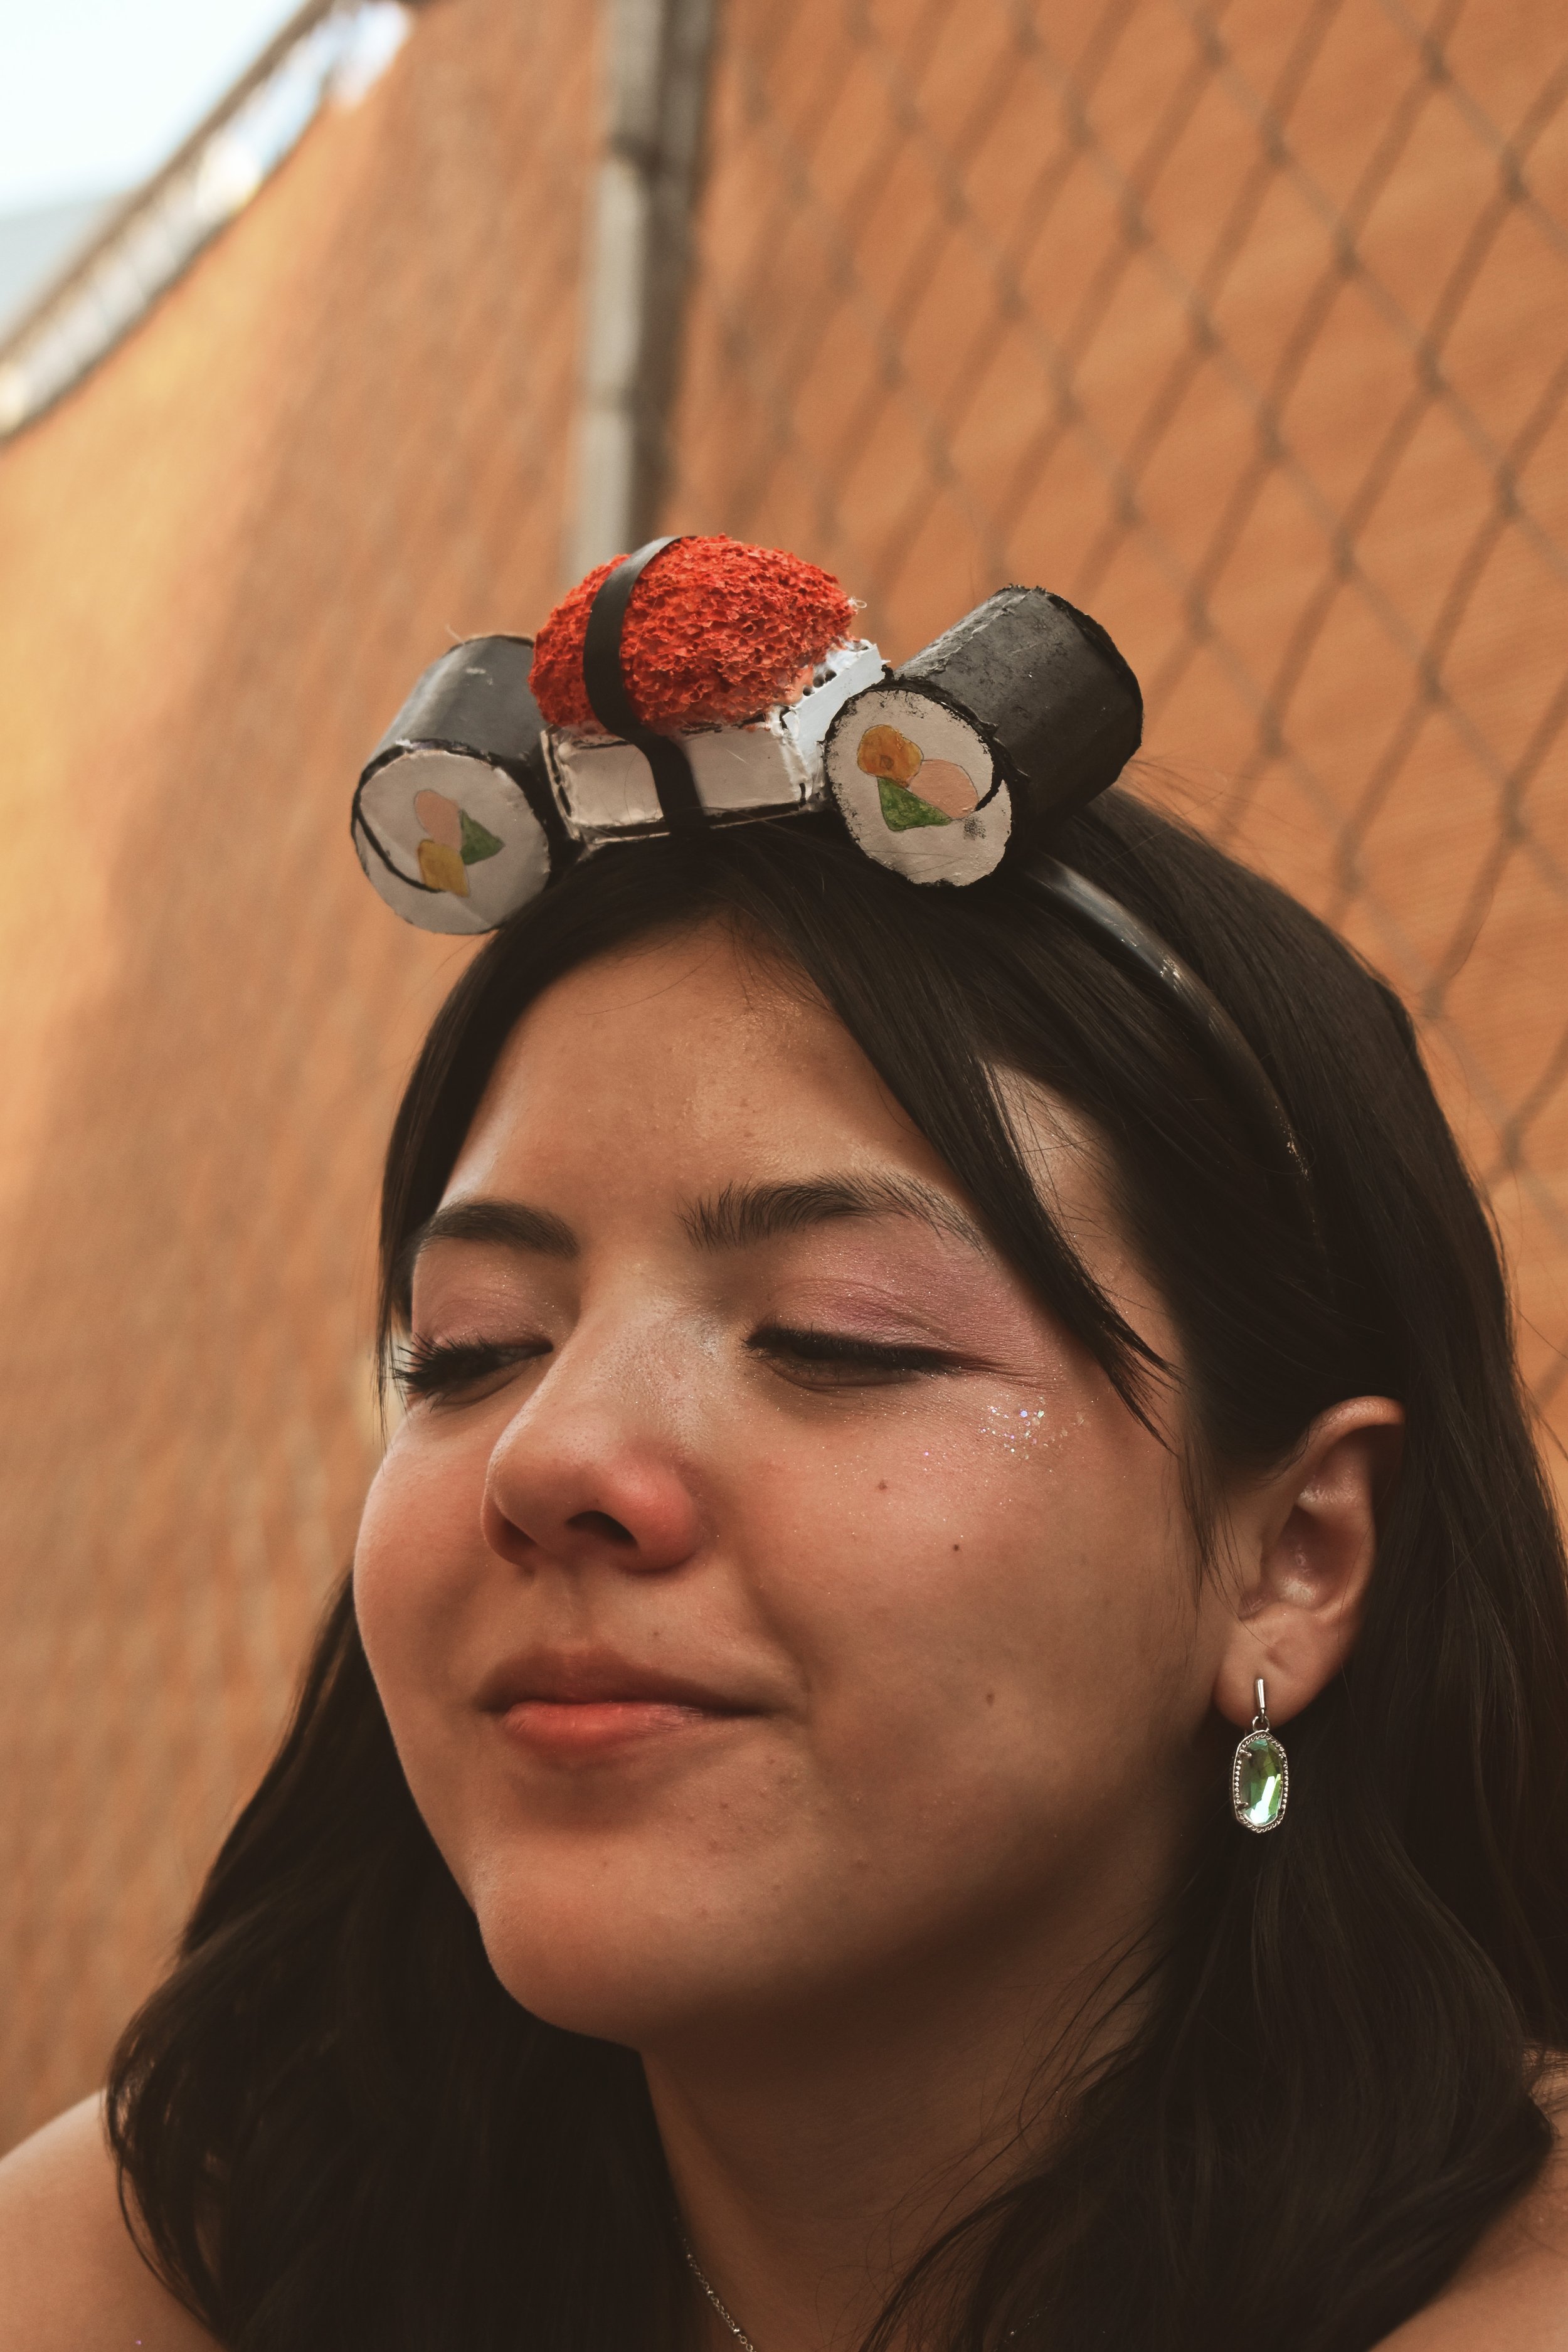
[480,1349,704,1578]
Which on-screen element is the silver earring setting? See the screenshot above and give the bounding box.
[1231,1677,1288,1833]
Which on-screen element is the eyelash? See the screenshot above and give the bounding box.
[746,1323,958,1386]
[391,1333,549,1403]
[391,1323,959,1407]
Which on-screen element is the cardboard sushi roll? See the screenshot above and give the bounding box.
[823,589,1143,886]
[352,636,571,935]
[544,639,884,842]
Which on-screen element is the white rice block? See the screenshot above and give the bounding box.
[545,640,885,841]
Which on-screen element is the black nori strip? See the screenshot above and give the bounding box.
[896,588,1142,828]
[368,635,549,776]
[581,538,706,836]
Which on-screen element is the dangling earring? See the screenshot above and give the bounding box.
[1232,1678,1288,1833]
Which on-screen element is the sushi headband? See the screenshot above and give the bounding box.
[352,536,1308,1205]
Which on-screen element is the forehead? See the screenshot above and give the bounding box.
[425,921,1172,1372]
[442,921,1119,1275]
[449,923,958,1197]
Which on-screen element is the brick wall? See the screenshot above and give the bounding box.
[0,0,592,2145]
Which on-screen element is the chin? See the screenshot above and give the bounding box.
[461,1840,876,2049]
[472,1894,734,2045]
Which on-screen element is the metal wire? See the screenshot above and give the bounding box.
[666,0,1568,1424]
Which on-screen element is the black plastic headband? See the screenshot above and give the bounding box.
[1025,855,1317,1232]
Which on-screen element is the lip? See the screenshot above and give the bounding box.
[477,1647,762,1761]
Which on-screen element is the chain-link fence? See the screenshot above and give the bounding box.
[670,0,1568,1422]
[0,0,1562,2151]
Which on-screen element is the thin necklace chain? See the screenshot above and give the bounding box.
[681,2234,760,2352]
[681,2228,1041,2350]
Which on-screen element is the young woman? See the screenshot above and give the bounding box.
[2,544,1565,2351]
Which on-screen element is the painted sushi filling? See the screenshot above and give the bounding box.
[854,722,982,831]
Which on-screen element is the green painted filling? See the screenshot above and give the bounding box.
[460,809,504,864]
[877,776,952,832]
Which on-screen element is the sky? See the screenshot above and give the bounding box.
[0,0,305,213]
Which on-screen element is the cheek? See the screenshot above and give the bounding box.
[742,1395,1194,1863]
[357,1431,472,1629]
[352,1426,492,1819]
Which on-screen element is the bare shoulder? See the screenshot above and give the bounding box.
[0,2095,219,2350]
[1375,2068,1568,2349]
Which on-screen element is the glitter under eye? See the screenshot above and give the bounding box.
[977,1404,1089,1458]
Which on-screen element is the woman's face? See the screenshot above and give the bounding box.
[354,924,1226,2052]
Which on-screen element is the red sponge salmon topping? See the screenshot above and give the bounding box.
[531,536,857,733]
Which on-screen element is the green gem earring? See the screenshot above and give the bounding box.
[1232,1678,1289,1833]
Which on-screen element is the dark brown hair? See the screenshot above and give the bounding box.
[110,792,1568,2351]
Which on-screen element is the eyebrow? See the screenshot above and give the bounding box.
[398,1197,579,1299]
[397,1172,986,1305]
[681,1175,985,1254]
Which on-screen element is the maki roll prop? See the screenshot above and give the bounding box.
[352,636,568,937]
[823,588,1143,886]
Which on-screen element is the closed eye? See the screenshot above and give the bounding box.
[392,1333,551,1404]
[746,1322,961,1389]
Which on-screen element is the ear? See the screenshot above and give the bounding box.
[1212,1397,1404,1730]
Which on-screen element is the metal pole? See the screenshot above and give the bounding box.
[568,0,718,577]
